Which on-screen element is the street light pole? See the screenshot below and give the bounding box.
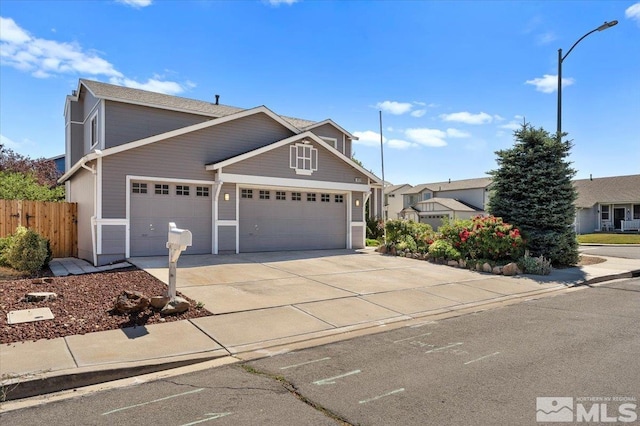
[556,20,617,139]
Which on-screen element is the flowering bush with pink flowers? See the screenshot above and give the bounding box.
[437,215,525,261]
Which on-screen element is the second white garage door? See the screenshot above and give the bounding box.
[239,189,346,252]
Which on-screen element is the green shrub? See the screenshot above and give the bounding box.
[366,217,385,240]
[3,226,51,273]
[428,240,461,260]
[518,251,552,275]
[0,235,13,266]
[385,219,435,253]
[366,238,380,247]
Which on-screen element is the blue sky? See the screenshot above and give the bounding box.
[1,0,638,185]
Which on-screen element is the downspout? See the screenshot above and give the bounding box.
[81,163,98,266]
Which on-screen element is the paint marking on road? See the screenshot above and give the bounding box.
[425,342,463,354]
[102,388,205,415]
[393,332,432,344]
[313,369,361,385]
[359,388,405,404]
[280,357,332,370]
[410,320,438,328]
[179,412,232,425]
[464,351,501,365]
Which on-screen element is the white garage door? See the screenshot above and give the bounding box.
[239,189,346,252]
[130,181,212,256]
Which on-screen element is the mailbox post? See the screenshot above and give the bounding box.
[166,222,192,301]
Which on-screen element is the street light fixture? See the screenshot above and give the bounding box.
[556,20,618,138]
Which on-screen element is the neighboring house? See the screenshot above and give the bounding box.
[383,183,412,220]
[392,177,492,229]
[48,154,65,175]
[573,174,640,234]
[59,79,383,266]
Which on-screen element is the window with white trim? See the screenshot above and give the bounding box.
[334,194,344,203]
[292,192,301,201]
[601,205,610,221]
[90,114,99,148]
[276,191,286,200]
[321,194,330,202]
[155,184,169,195]
[132,183,147,194]
[634,204,640,220]
[259,190,270,200]
[320,136,338,149]
[307,193,316,202]
[196,186,209,197]
[241,189,253,199]
[289,143,318,175]
[176,185,190,196]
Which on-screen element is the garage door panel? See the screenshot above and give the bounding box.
[239,191,346,252]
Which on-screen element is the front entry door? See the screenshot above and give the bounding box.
[614,208,625,230]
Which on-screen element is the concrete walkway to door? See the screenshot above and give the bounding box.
[129,248,584,354]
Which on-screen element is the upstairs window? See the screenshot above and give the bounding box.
[290,143,318,175]
[90,114,99,148]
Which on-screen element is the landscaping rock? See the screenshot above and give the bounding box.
[161,297,190,315]
[23,292,57,302]
[448,260,459,267]
[378,245,387,254]
[149,295,171,309]
[502,262,519,276]
[113,290,149,314]
[492,266,502,275]
[482,263,492,273]
[458,259,466,268]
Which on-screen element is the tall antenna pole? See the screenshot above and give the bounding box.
[379,110,386,244]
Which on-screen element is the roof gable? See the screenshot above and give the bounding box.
[574,174,640,208]
[416,197,479,212]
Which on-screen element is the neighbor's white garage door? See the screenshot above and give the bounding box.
[239,189,346,252]
[130,181,212,256]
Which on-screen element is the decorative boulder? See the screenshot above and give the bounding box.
[482,263,493,273]
[458,259,466,268]
[149,295,171,309]
[24,292,57,302]
[502,262,519,276]
[448,260,459,267]
[492,266,502,275]
[160,297,190,315]
[113,290,149,314]
[378,245,387,254]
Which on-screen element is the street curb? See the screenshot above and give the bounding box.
[2,270,638,404]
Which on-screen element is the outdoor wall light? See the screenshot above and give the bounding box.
[355,199,360,207]
[224,193,230,201]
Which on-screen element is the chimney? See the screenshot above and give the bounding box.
[590,174,593,181]
[448,178,451,183]
[72,90,77,96]
[215,94,220,105]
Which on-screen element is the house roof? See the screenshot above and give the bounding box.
[574,174,640,208]
[77,79,317,130]
[415,197,479,212]
[384,183,412,195]
[407,177,493,194]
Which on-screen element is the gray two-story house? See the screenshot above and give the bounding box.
[59,79,383,265]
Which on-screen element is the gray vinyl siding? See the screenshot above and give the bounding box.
[344,138,352,158]
[223,139,369,184]
[101,224,126,259]
[352,225,364,249]
[219,183,236,220]
[104,101,210,148]
[69,166,95,263]
[310,124,346,155]
[101,113,294,218]
[70,124,84,166]
[82,90,101,155]
[70,98,84,122]
[218,226,236,252]
[435,188,487,210]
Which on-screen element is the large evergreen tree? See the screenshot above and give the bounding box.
[488,124,579,266]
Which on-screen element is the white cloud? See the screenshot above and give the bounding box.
[498,121,521,131]
[525,74,574,93]
[115,0,153,8]
[266,0,299,6]
[405,128,447,147]
[376,100,413,115]
[439,111,493,125]
[446,128,470,138]
[387,139,417,149]
[410,109,426,118]
[0,17,190,95]
[626,3,640,24]
[536,31,557,45]
[353,130,385,147]
[493,114,505,122]
[413,101,426,106]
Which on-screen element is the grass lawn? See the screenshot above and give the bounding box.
[578,233,640,244]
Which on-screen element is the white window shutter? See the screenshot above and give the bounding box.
[290,145,297,169]
[311,147,318,171]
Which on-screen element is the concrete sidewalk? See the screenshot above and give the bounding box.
[2,249,639,402]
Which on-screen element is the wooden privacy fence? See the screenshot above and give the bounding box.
[0,199,77,258]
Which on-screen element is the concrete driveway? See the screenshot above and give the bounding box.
[129,249,547,315]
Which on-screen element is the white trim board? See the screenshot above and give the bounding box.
[220,173,371,192]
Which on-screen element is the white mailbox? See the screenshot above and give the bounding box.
[167,223,192,250]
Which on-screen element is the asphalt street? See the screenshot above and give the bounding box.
[580,244,640,259]
[2,278,639,425]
